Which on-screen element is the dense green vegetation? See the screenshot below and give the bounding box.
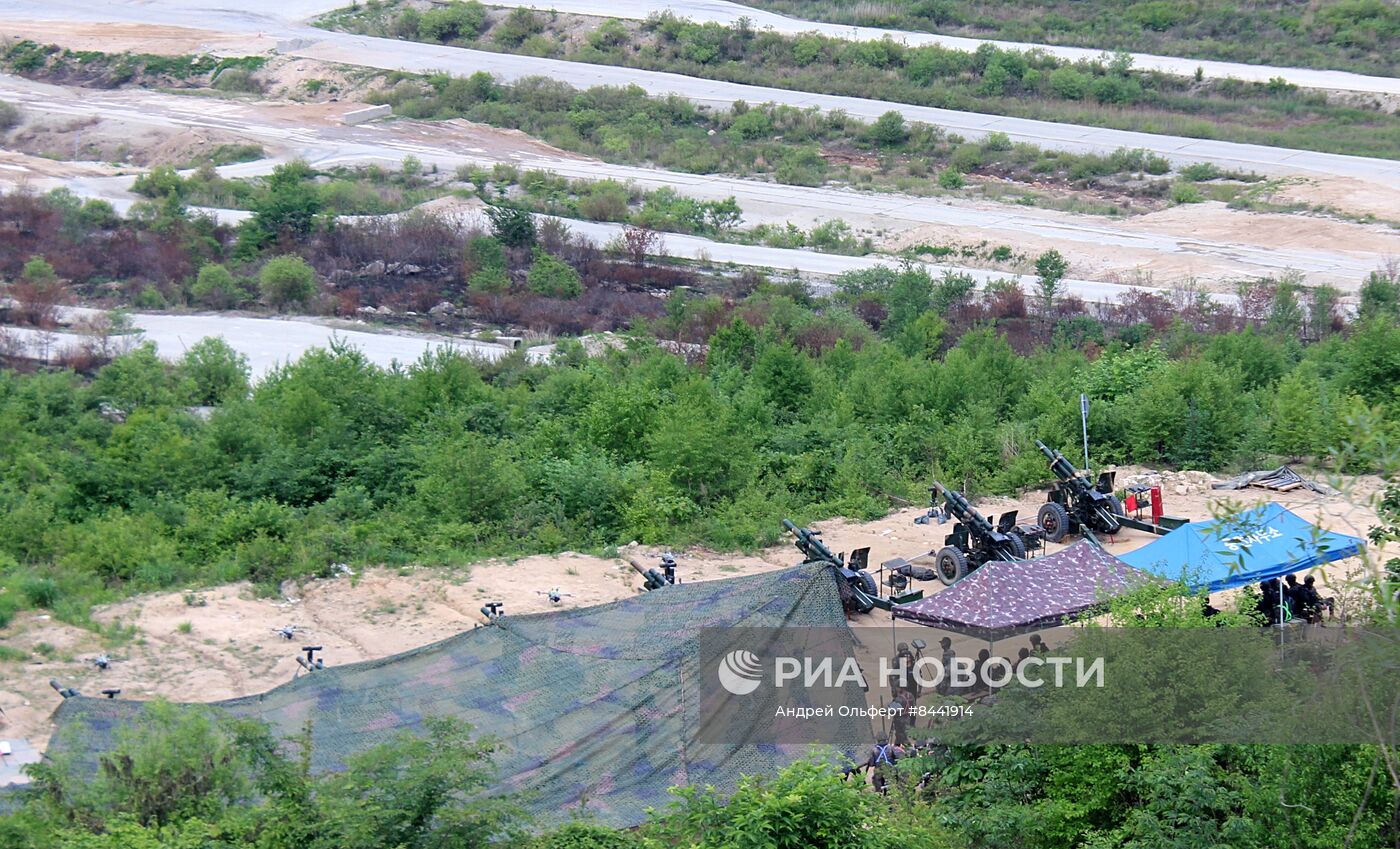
[2,263,1397,628]
[732,0,1400,76]
[319,3,1400,160]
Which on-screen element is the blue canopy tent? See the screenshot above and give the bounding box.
[1119,502,1365,592]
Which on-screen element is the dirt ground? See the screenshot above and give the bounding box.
[1268,174,1400,223]
[1,468,1392,756]
[888,200,1400,293]
[1,22,276,57]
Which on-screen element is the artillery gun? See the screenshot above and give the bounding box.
[1034,440,1124,543]
[924,482,1032,585]
[782,519,880,614]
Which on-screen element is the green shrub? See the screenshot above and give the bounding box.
[177,337,251,405]
[728,109,772,140]
[1171,181,1204,203]
[191,263,249,309]
[132,165,185,199]
[469,267,511,294]
[20,575,60,608]
[212,68,263,94]
[493,7,544,46]
[526,249,582,298]
[486,205,537,247]
[534,821,641,849]
[394,8,422,39]
[0,99,19,131]
[588,19,630,50]
[982,130,1012,151]
[465,234,507,273]
[937,168,964,189]
[1180,162,1221,181]
[949,143,983,172]
[578,180,631,221]
[1048,66,1091,100]
[870,110,908,146]
[418,0,486,43]
[258,255,317,311]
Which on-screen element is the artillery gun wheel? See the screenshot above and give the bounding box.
[1107,495,1125,515]
[1038,502,1071,543]
[1005,531,1027,560]
[854,570,878,598]
[935,547,968,585]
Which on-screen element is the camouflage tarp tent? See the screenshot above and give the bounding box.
[43,562,860,828]
[891,541,1154,639]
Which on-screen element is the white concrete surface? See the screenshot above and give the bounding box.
[8,308,544,378]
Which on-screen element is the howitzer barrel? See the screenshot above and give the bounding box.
[933,482,996,537]
[782,518,838,564]
[1036,440,1081,483]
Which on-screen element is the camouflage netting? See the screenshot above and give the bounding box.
[45,562,860,828]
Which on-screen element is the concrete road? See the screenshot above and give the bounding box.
[8,307,543,377]
[5,74,1388,287]
[551,217,1239,307]
[479,0,1400,96]
[5,0,1399,182]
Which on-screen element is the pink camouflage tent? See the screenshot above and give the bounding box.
[892,540,1156,639]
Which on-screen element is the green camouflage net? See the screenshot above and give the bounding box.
[46,563,860,828]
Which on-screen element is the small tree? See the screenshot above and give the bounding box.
[464,235,506,276]
[526,249,582,298]
[12,256,67,326]
[620,225,664,265]
[258,255,316,312]
[1034,248,1068,313]
[1270,368,1324,462]
[1359,263,1400,321]
[177,336,251,405]
[191,263,249,309]
[469,266,511,294]
[870,110,907,146]
[485,205,537,247]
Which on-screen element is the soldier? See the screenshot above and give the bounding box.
[972,648,991,697]
[937,637,956,696]
[865,733,902,794]
[1283,574,1303,619]
[891,642,919,700]
[1259,579,1280,624]
[1297,576,1333,624]
[890,694,911,748]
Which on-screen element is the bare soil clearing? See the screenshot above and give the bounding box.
[1,22,276,56]
[888,200,1400,293]
[2,470,1390,752]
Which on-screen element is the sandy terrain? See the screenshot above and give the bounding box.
[1,22,276,56]
[889,200,1400,292]
[2,468,1391,755]
[1267,175,1400,224]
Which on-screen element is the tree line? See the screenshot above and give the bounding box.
[1,265,1398,627]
